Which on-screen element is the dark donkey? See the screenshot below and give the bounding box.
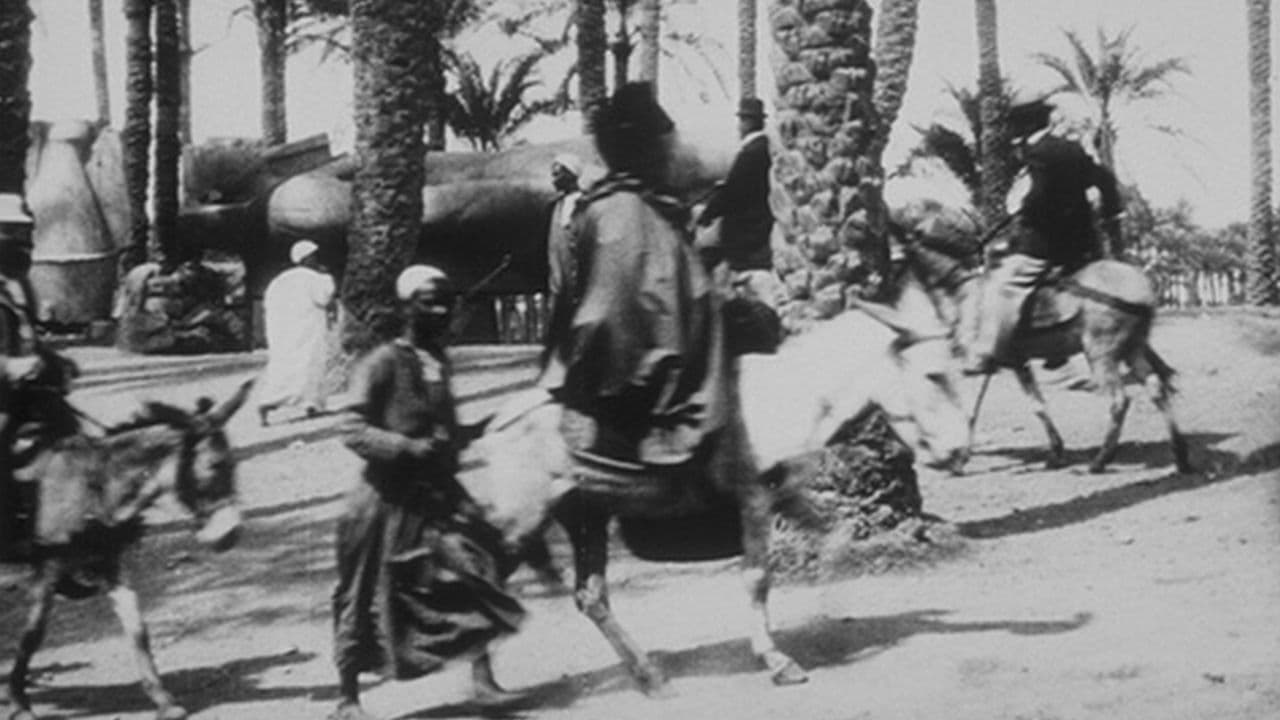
[904,231,1192,474]
[4,379,251,720]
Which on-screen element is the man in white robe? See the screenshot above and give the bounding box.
[257,240,335,425]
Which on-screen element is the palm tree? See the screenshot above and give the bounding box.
[1032,26,1190,173]
[899,80,1016,211]
[122,0,153,271]
[767,0,883,306]
[1246,0,1278,305]
[737,0,756,99]
[637,0,660,84]
[254,0,289,145]
[0,0,33,198]
[153,0,181,270]
[446,51,555,151]
[0,0,32,193]
[870,0,918,159]
[576,0,607,129]
[90,0,111,127]
[974,0,1010,231]
[341,0,432,353]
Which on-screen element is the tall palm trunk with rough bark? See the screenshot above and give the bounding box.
[637,0,659,84]
[768,0,884,318]
[577,0,607,130]
[767,0,923,545]
[90,0,111,126]
[974,0,1009,231]
[255,0,288,145]
[153,0,181,269]
[341,0,432,353]
[738,0,756,99]
[0,0,33,199]
[122,0,153,271]
[179,0,192,145]
[1247,0,1278,305]
[866,0,919,283]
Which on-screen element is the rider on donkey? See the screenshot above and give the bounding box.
[543,82,730,471]
[964,95,1125,375]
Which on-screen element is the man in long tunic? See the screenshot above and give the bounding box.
[257,239,335,425]
[546,82,729,470]
[330,265,525,720]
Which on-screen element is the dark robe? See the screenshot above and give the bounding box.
[333,340,524,681]
[555,174,730,464]
[1015,133,1123,269]
[698,131,773,271]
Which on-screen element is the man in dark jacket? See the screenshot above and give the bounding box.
[546,82,729,470]
[965,97,1124,375]
[698,98,774,272]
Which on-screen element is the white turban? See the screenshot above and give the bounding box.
[552,153,583,177]
[290,239,319,264]
[395,264,451,301]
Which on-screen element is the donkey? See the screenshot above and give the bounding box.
[460,257,970,695]
[4,380,251,720]
[905,234,1192,474]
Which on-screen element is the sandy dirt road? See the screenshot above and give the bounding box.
[2,310,1278,720]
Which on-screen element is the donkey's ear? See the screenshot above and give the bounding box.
[207,379,254,427]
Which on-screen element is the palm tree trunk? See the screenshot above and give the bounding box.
[637,0,660,85]
[865,0,920,286]
[768,0,883,313]
[178,0,192,145]
[870,0,918,161]
[255,0,288,145]
[1247,0,1278,305]
[737,0,756,99]
[90,0,111,127]
[576,0,608,131]
[974,0,1010,231]
[122,0,153,271]
[0,0,33,197]
[767,0,923,553]
[153,0,181,270]
[342,0,432,353]
[609,2,632,91]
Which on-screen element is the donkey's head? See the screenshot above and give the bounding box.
[124,380,252,550]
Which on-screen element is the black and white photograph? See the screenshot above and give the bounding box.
[2,1,1278,718]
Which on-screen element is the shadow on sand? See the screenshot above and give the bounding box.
[14,650,322,719]
[961,435,1280,539]
[395,609,1091,718]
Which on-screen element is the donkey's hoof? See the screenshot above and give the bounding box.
[155,705,188,720]
[1045,455,1068,470]
[1087,461,1108,474]
[10,708,39,720]
[770,659,809,686]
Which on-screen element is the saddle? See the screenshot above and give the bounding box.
[1023,270,1083,331]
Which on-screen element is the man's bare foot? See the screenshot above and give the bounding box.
[327,700,381,720]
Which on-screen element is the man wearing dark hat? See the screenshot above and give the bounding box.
[698,97,775,273]
[965,95,1124,375]
[547,82,729,470]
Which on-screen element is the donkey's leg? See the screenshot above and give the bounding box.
[7,563,58,720]
[556,495,668,695]
[1088,356,1131,474]
[1134,347,1193,473]
[1012,365,1067,468]
[739,474,806,686]
[108,584,187,720]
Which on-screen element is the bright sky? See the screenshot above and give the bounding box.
[26,0,1272,229]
